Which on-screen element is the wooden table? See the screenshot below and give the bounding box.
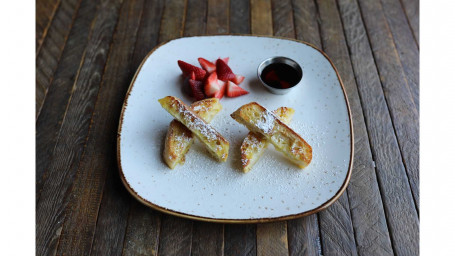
[36,0,419,255]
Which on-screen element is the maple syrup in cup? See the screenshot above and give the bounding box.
[257,57,303,95]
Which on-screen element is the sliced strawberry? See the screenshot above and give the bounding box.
[280,81,291,89]
[213,80,226,99]
[204,72,226,99]
[220,57,229,64]
[198,57,216,73]
[189,78,205,101]
[190,71,196,80]
[232,74,245,85]
[216,59,235,82]
[216,59,244,85]
[178,60,206,80]
[226,81,249,97]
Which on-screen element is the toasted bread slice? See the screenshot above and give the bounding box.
[159,96,229,162]
[163,98,222,169]
[241,107,295,173]
[231,102,312,168]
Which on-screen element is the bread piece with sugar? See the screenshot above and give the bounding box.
[159,96,229,162]
[164,98,222,169]
[231,102,312,169]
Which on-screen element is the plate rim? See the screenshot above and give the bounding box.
[117,34,354,223]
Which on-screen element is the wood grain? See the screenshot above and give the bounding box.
[257,222,289,256]
[224,224,256,256]
[158,216,193,256]
[207,0,229,34]
[55,0,143,254]
[357,0,420,213]
[271,0,294,38]
[399,0,419,45]
[36,0,81,118]
[184,0,208,36]
[291,0,321,47]
[35,0,123,255]
[90,167,131,256]
[250,0,273,35]
[316,0,395,255]
[36,0,60,50]
[122,202,162,256]
[36,0,100,202]
[114,1,165,255]
[346,0,420,254]
[158,0,187,42]
[191,222,224,256]
[380,0,419,111]
[230,0,250,34]
[287,217,321,256]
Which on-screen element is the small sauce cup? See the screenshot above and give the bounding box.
[257,56,303,95]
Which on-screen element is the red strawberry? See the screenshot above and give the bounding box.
[220,57,229,64]
[198,57,216,73]
[204,72,225,99]
[178,60,206,80]
[189,78,205,101]
[216,59,244,85]
[232,74,245,84]
[280,81,291,89]
[226,81,249,97]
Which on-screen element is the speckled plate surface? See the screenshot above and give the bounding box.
[117,35,353,223]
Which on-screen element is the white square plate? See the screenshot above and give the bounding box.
[117,35,353,223]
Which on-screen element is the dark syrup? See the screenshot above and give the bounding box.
[261,63,301,89]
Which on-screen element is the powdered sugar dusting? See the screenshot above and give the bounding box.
[255,110,276,134]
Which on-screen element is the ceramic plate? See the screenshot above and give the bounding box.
[117,35,353,223]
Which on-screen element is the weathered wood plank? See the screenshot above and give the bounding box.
[316,0,396,255]
[291,0,321,47]
[184,0,208,36]
[158,0,187,42]
[257,222,289,256]
[122,202,162,256]
[380,0,419,111]
[224,224,256,256]
[93,1,165,255]
[357,0,419,212]
[191,222,224,256]
[250,0,273,35]
[158,216,193,256]
[399,0,419,45]
[344,0,420,254]
[36,0,82,118]
[318,196,357,256]
[230,0,250,34]
[54,0,143,254]
[35,0,100,203]
[207,0,229,34]
[271,0,294,38]
[90,168,131,256]
[36,0,60,50]
[35,0,124,255]
[287,217,321,256]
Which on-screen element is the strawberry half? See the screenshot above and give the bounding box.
[178,60,206,80]
[204,72,226,99]
[189,79,205,101]
[216,59,245,85]
[220,57,229,64]
[226,81,249,98]
[198,57,216,73]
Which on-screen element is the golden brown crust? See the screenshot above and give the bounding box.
[232,102,312,169]
[159,96,229,162]
[163,98,223,169]
[240,107,295,172]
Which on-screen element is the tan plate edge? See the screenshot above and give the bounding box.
[116,34,354,223]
